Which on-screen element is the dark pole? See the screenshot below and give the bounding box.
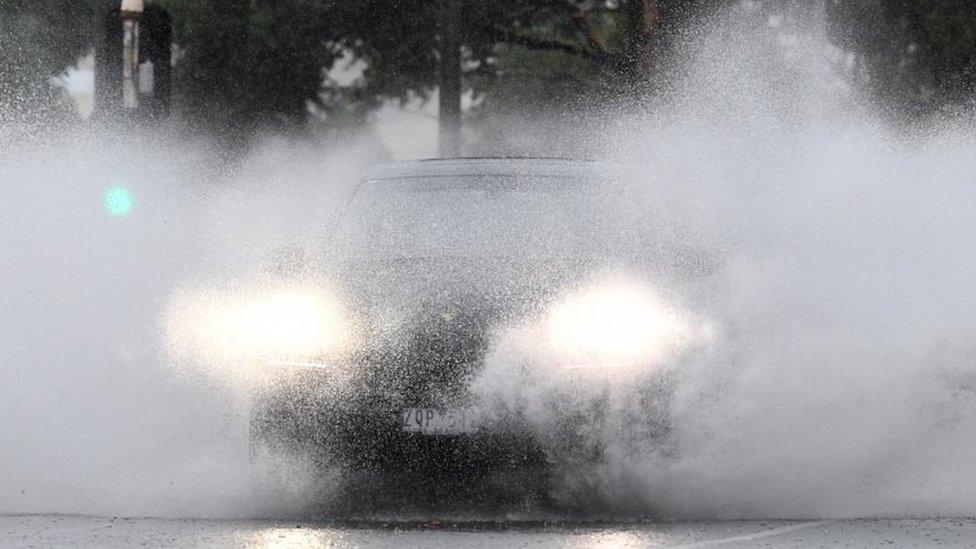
[94,1,123,119]
[438,0,462,158]
[621,0,658,89]
[142,5,173,119]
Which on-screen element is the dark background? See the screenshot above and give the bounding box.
[1,0,974,149]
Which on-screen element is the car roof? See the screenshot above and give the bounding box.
[362,157,609,181]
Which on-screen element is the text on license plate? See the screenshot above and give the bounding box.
[401,408,479,435]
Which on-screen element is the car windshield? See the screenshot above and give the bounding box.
[340,174,642,260]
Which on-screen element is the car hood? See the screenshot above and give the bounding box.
[342,255,605,321]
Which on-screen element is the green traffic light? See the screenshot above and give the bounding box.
[104,186,135,217]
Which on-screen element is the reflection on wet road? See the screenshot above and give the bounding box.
[4,515,976,548]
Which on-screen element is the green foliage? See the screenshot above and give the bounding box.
[3,0,972,135]
[159,0,680,141]
[827,0,976,116]
[160,0,340,138]
[908,0,976,105]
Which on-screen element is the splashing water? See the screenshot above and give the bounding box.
[2,9,976,520]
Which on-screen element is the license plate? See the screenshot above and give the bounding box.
[401,408,479,435]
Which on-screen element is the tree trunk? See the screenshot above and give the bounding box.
[622,0,659,83]
[438,0,462,158]
[94,1,123,119]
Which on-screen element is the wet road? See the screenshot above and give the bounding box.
[3,515,976,548]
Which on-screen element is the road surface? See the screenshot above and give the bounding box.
[3,515,976,547]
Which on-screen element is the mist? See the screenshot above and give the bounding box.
[3,9,976,521]
[578,15,976,517]
[0,129,374,517]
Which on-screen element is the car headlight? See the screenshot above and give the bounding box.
[545,279,702,369]
[166,285,352,364]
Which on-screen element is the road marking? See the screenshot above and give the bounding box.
[670,521,831,548]
[265,361,332,369]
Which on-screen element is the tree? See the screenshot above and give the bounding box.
[334,0,688,98]
[827,0,976,117]
[160,0,341,140]
[159,0,695,144]
[438,0,462,157]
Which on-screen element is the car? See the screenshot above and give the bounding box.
[241,158,719,513]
